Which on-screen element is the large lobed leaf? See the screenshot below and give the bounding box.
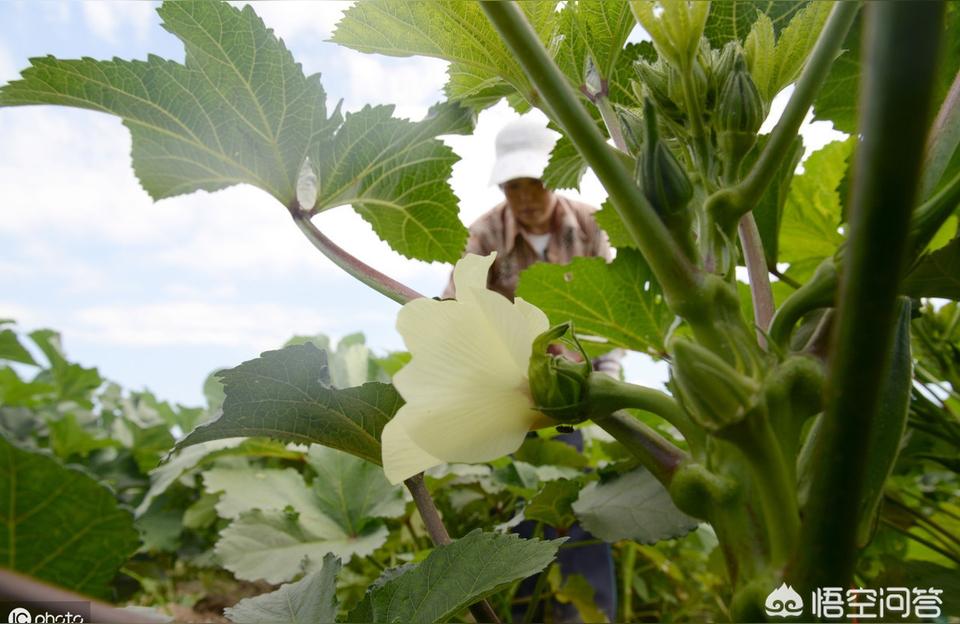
[703,1,808,48]
[0,1,470,262]
[349,529,564,623]
[176,343,403,466]
[902,237,960,301]
[0,435,140,599]
[225,553,341,624]
[516,249,674,356]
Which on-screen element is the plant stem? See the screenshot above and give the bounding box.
[481,2,703,315]
[708,2,860,228]
[521,564,551,624]
[680,66,712,186]
[288,204,423,305]
[738,212,774,348]
[909,166,960,256]
[587,372,704,454]
[593,410,688,486]
[790,1,945,592]
[921,67,960,198]
[621,542,637,623]
[405,474,502,623]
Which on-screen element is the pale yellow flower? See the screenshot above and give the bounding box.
[381,253,552,484]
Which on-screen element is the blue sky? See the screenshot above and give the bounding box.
[0,2,841,407]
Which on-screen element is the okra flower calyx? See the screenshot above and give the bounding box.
[527,323,592,424]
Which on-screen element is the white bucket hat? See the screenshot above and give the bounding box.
[489,117,560,186]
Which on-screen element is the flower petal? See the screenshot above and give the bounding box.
[380,416,443,485]
[452,252,497,303]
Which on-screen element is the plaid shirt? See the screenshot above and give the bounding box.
[442,195,612,300]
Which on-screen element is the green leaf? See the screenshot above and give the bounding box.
[331,1,559,110]
[225,553,341,624]
[203,465,324,522]
[778,139,854,265]
[0,2,336,206]
[348,529,564,623]
[594,200,635,249]
[176,343,403,466]
[515,436,589,469]
[703,1,808,47]
[216,509,388,583]
[516,249,673,356]
[554,0,635,90]
[749,134,804,267]
[313,102,473,262]
[760,2,833,101]
[901,237,960,300]
[547,569,610,624]
[306,445,404,535]
[524,479,581,529]
[571,467,699,543]
[0,1,470,263]
[27,330,102,406]
[816,5,960,138]
[543,134,590,191]
[0,368,55,408]
[47,413,118,459]
[0,327,37,366]
[0,435,140,598]
[745,14,776,101]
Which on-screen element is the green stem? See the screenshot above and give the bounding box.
[920,67,960,197]
[481,2,703,315]
[909,166,960,257]
[768,257,837,348]
[707,2,860,228]
[592,410,688,486]
[289,205,422,305]
[680,67,713,186]
[521,562,550,624]
[790,1,945,592]
[587,372,704,453]
[738,212,774,348]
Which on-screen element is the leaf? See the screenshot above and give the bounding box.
[312,102,473,262]
[516,249,674,356]
[543,134,589,191]
[306,445,404,535]
[0,2,470,263]
[216,509,388,584]
[0,2,336,206]
[554,0,635,89]
[778,139,854,265]
[46,413,118,459]
[524,479,581,529]
[202,465,324,522]
[749,134,804,267]
[816,5,960,137]
[0,435,140,599]
[0,327,37,366]
[547,569,610,624]
[901,237,960,300]
[745,14,776,101]
[594,201,635,249]
[767,3,833,99]
[176,343,403,466]
[226,553,341,624]
[331,1,559,109]
[572,466,699,543]
[515,436,589,469]
[348,529,564,623]
[703,1,808,47]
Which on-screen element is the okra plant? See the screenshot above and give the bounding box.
[2,0,959,621]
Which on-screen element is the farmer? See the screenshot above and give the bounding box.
[444,117,618,623]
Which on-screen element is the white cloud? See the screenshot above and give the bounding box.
[69,301,332,349]
[233,1,351,41]
[0,42,17,86]
[340,49,448,117]
[81,2,157,44]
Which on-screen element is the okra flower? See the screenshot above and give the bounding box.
[381,253,553,484]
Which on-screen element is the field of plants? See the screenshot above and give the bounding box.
[1,1,958,622]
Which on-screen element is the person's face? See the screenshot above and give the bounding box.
[500,177,555,234]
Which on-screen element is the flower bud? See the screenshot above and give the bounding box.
[716,55,763,173]
[614,104,644,157]
[528,323,591,423]
[670,338,761,433]
[635,60,683,124]
[708,42,740,111]
[638,99,693,221]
